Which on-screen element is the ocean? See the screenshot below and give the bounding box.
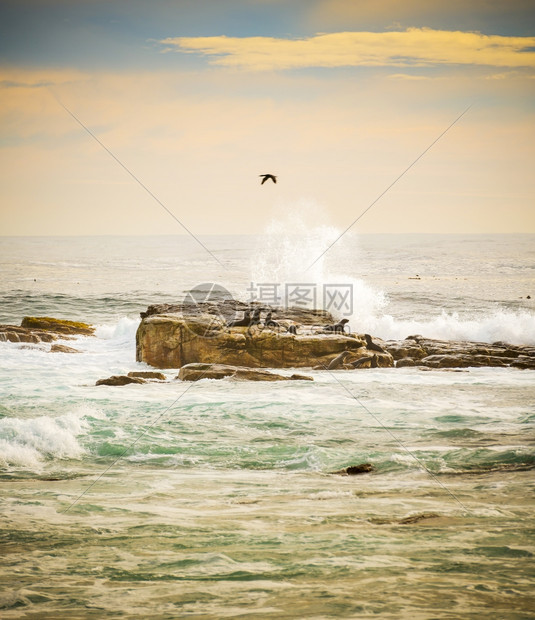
[1,230,534,618]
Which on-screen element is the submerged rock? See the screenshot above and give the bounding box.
[331,463,375,475]
[178,363,313,382]
[96,375,146,386]
[370,512,441,525]
[50,344,81,354]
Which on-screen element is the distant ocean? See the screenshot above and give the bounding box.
[1,231,534,618]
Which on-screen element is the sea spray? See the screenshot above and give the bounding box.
[249,205,535,344]
[249,200,387,324]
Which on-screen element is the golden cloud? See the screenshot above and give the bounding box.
[162,28,535,70]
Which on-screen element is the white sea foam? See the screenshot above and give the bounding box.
[364,308,535,345]
[0,410,91,470]
[95,316,140,341]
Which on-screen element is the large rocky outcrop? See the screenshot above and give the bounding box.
[136,302,392,370]
[135,303,534,371]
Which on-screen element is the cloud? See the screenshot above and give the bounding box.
[387,73,431,80]
[161,28,535,71]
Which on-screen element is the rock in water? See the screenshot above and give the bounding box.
[50,344,81,353]
[331,463,375,475]
[136,305,375,369]
[0,324,56,343]
[127,371,166,380]
[21,316,95,336]
[96,375,146,386]
[177,363,313,382]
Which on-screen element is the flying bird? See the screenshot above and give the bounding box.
[259,174,277,185]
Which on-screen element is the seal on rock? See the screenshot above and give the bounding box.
[249,307,262,326]
[326,350,353,370]
[264,311,280,329]
[324,318,349,334]
[349,354,378,368]
[227,309,251,327]
[364,334,386,353]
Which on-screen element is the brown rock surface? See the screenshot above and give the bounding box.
[128,371,167,380]
[386,335,535,369]
[0,324,57,343]
[50,344,81,353]
[96,375,146,386]
[178,363,313,382]
[136,310,380,369]
[331,463,375,475]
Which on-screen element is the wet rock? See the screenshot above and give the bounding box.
[127,371,167,380]
[50,344,81,354]
[511,357,535,370]
[383,336,535,370]
[96,375,146,386]
[21,316,94,336]
[0,324,56,343]
[398,512,441,525]
[177,363,313,382]
[396,357,417,368]
[331,463,374,475]
[370,512,441,525]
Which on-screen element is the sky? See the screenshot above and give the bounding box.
[0,0,534,236]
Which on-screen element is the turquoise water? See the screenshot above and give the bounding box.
[1,233,534,618]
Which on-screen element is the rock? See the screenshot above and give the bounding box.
[511,357,535,370]
[384,339,427,361]
[398,512,441,525]
[137,309,375,369]
[0,324,57,343]
[370,512,440,525]
[177,363,313,382]
[383,336,535,370]
[127,371,167,380]
[96,375,146,386]
[331,463,374,475]
[135,303,534,371]
[50,344,81,353]
[21,316,94,336]
[140,300,333,325]
[396,357,417,368]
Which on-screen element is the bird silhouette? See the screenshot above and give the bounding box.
[259,174,277,185]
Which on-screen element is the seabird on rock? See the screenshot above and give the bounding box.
[259,174,277,185]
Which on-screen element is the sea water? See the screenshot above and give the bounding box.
[0,229,534,618]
